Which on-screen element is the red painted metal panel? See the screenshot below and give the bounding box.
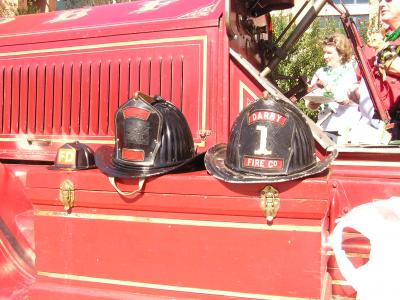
[3,66,12,133]
[329,177,400,223]
[36,64,46,134]
[44,64,54,135]
[0,0,221,46]
[139,57,151,96]
[27,188,329,220]
[0,29,215,160]
[27,65,38,134]
[88,61,100,136]
[215,18,230,144]
[160,56,172,101]
[26,168,330,200]
[149,57,161,96]
[329,255,364,298]
[71,63,82,135]
[229,60,263,124]
[0,3,363,300]
[108,61,120,134]
[24,164,330,299]
[62,63,73,135]
[0,66,4,133]
[182,51,201,135]
[129,59,141,100]
[170,55,183,109]
[32,206,326,299]
[118,58,130,107]
[331,284,356,299]
[52,64,63,135]
[327,166,400,299]
[0,227,35,300]
[332,164,400,179]
[19,65,29,134]
[0,164,36,300]
[11,65,20,134]
[80,62,90,135]
[98,60,111,135]
[30,278,187,300]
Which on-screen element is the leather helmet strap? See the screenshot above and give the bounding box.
[108,177,145,196]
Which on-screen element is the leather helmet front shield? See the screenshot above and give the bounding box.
[205,96,337,183]
[114,100,162,166]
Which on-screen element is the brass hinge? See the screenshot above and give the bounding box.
[260,186,280,222]
[59,180,75,211]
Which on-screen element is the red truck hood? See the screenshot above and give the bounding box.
[0,0,222,46]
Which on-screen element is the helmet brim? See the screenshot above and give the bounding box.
[48,164,96,171]
[95,145,205,179]
[205,143,337,183]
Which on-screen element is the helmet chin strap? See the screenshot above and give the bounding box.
[108,177,145,196]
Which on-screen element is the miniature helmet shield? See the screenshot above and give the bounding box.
[205,97,337,183]
[95,94,204,179]
[49,141,96,170]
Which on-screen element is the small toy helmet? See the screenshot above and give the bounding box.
[49,141,96,170]
[205,96,337,183]
[95,92,204,179]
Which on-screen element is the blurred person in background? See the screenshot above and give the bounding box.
[306,33,360,144]
[349,0,400,143]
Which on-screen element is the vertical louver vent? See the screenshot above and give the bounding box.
[0,52,187,137]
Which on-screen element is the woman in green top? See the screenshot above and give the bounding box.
[306,33,360,144]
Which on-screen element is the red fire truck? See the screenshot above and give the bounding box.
[0,0,398,299]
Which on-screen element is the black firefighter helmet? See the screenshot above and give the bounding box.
[205,96,337,183]
[95,92,204,179]
[49,141,96,170]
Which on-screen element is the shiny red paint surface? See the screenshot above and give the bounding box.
[327,162,400,297]
[33,211,324,297]
[0,0,221,45]
[229,60,264,128]
[1,0,400,299]
[0,0,225,161]
[0,2,231,298]
[27,168,330,219]
[0,30,219,160]
[26,167,330,299]
[0,165,35,300]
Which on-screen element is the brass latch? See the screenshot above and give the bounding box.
[260,186,280,222]
[59,180,75,211]
[199,130,212,141]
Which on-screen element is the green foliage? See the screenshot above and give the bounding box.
[0,0,39,16]
[60,0,134,10]
[0,0,17,17]
[271,13,368,120]
[16,0,40,15]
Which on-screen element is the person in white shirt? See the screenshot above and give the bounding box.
[306,33,360,144]
[347,0,400,144]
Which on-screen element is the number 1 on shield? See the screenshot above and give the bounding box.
[254,125,271,155]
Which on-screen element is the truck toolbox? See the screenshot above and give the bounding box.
[26,167,331,299]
